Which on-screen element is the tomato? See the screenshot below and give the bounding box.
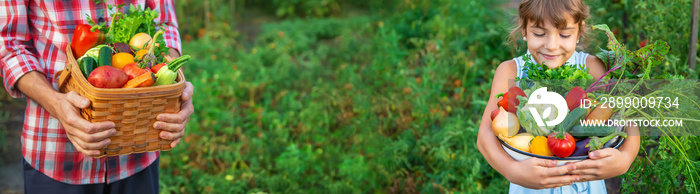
[547,132,576,158]
[530,136,553,156]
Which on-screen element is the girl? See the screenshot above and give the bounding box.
[476,0,640,193]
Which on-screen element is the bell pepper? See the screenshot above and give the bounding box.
[547,132,576,157]
[495,86,527,113]
[530,136,554,156]
[565,86,588,112]
[71,24,105,59]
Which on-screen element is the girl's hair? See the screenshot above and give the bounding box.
[508,0,590,48]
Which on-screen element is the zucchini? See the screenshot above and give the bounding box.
[79,57,97,79]
[154,66,178,86]
[570,125,616,138]
[553,107,588,132]
[97,46,113,67]
[167,55,191,71]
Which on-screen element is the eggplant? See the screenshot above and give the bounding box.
[570,138,592,157]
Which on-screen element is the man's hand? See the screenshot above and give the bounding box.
[154,81,194,148]
[16,71,115,157]
[52,91,116,157]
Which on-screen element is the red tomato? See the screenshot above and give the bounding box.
[547,132,576,158]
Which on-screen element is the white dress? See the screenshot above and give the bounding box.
[508,50,608,194]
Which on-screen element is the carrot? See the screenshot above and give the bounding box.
[122,72,155,88]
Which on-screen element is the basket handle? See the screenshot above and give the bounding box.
[56,64,72,90]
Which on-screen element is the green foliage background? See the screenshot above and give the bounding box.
[156,0,700,193]
[0,0,696,193]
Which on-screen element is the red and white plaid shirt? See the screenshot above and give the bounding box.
[0,0,181,184]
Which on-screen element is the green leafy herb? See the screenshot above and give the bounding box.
[106,4,160,44]
[518,54,593,80]
[87,3,170,63]
[592,24,670,80]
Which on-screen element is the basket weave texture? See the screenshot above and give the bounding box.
[57,44,185,158]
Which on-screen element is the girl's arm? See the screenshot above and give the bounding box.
[585,55,607,80]
[477,60,580,189]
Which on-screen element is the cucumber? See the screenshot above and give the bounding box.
[570,125,616,138]
[553,107,588,132]
[97,46,113,67]
[79,57,97,79]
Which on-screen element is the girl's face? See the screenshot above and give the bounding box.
[523,16,582,69]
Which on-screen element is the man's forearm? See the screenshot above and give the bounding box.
[15,71,63,115]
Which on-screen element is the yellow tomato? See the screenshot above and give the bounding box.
[530,136,554,157]
[112,52,135,70]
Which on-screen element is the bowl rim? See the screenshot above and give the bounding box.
[499,136,626,160]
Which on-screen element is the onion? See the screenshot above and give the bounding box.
[491,106,520,138]
[498,133,534,153]
[129,33,152,50]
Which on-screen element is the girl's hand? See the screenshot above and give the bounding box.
[154,82,194,148]
[568,148,632,182]
[506,158,580,189]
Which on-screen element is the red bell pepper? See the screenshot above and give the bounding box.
[495,86,527,113]
[547,132,576,157]
[70,24,105,59]
[565,86,588,111]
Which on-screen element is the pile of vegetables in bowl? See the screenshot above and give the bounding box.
[70,4,190,89]
[491,85,627,164]
[492,24,699,166]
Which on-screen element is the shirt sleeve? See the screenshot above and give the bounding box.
[0,0,45,98]
[148,0,182,55]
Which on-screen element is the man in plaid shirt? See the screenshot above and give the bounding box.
[0,1,194,193]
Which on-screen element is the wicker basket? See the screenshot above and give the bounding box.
[57,44,186,158]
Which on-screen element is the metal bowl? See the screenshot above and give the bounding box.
[500,135,625,166]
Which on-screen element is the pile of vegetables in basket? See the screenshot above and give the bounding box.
[70,4,190,89]
[491,85,627,158]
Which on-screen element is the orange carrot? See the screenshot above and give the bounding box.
[122,72,155,88]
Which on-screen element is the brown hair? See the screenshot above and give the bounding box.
[508,0,590,48]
